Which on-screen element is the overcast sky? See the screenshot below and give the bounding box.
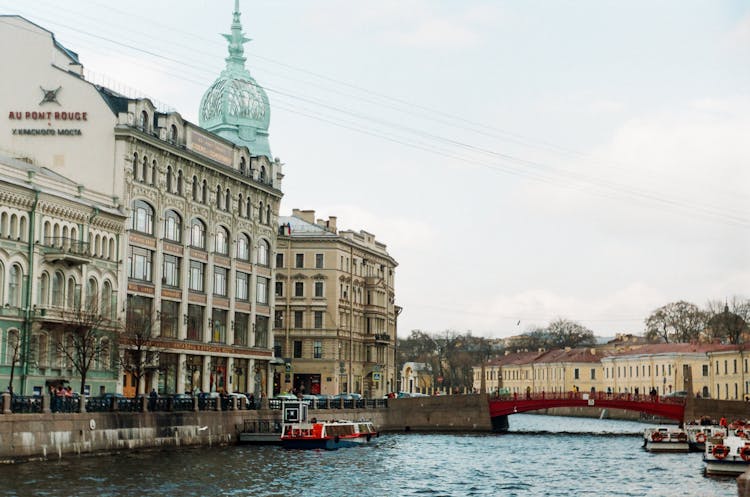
[3,0,748,339]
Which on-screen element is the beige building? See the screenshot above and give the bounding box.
[474,341,750,401]
[274,209,399,397]
[0,10,282,397]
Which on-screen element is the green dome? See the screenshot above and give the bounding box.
[198,0,272,158]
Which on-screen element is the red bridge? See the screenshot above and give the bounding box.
[489,392,686,423]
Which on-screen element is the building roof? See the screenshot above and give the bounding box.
[279,215,337,238]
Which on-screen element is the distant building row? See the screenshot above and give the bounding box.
[473,342,750,401]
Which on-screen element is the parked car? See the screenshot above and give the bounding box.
[228,392,249,408]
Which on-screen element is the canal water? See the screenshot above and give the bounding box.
[0,414,737,496]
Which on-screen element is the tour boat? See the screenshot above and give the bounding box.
[279,400,378,450]
[704,435,750,476]
[685,425,727,452]
[642,426,689,452]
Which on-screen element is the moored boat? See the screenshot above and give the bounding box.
[643,426,689,452]
[685,425,726,452]
[704,435,750,476]
[279,400,378,450]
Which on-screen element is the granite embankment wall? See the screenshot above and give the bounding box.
[0,395,492,463]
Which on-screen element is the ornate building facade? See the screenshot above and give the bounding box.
[0,5,282,397]
[0,155,125,396]
[274,210,399,397]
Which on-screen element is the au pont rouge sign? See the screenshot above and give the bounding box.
[8,86,88,136]
[8,111,87,136]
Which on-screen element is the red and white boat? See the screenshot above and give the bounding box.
[280,401,378,450]
[704,435,750,476]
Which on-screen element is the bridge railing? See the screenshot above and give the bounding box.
[491,391,686,405]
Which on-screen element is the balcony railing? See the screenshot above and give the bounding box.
[41,237,91,265]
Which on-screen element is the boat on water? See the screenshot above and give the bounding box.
[642,426,689,452]
[685,425,726,452]
[704,435,750,476]
[280,400,378,450]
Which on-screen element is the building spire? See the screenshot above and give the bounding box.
[222,0,251,73]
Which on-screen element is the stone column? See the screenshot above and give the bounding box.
[227,356,235,394]
[2,392,11,414]
[41,394,51,414]
[202,355,211,393]
[176,352,186,394]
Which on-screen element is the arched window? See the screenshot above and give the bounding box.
[266,205,271,225]
[86,277,98,311]
[6,329,20,367]
[151,160,157,185]
[190,218,206,249]
[164,210,182,243]
[98,338,110,370]
[8,264,22,308]
[201,180,207,204]
[43,221,51,244]
[141,156,148,184]
[192,176,199,201]
[169,124,178,143]
[225,188,231,211]
[0,212,7,237]
[166,166,173,193]
[238,194,244,217]
[140,110,149,130]
[215,226,229,255]
[132,153,139,180]
[240,157,246,174]
[39,272,50,307]
[102,280,113,319]
[246,197,252,219]
[10,214,18,239]
[236,233,250,261]
[257,239,269,266]
[260,165,267,183]
[108,238,115,260]
[216,185,222,209]
[52,271,64,307]
[19,216,27,241]
[177,170,183,196]
[258,202,263,223]
[66,277,78,309]
[131,200,154,234]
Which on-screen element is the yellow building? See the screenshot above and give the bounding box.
[274,209,399,397]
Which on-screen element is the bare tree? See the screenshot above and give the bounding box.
[6,330,22,394]
[645,301,708,343]
[49,307,113,395]
[547,318,597,349]
[706,297,749,344]
[118,309,161,397]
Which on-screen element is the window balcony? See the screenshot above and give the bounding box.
[41,237,91,265]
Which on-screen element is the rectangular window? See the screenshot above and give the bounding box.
[189,260,204,292]
[256,277,269,304]
[574,368,579,380]
[590,368,596,380]
[315,253,324,269]
[293,340,302,359]
[187,304,203,341]
[274,310,284,329]
[703,364,709,376]
[313,340,322,359]
[295,253,304,268]
[234,312,249,346]
[734,359,738,374]
[314,311,323,329]
[162,254,180,287]
[294,310,303,328]
[236,271,249,301]
[212,308,227,343]
[314,281,324,298]
[725,360,728,375]
[294,281,304,297]
[276,253,284,268]
[255,316,269,348]
[275,281,283,297]
[127,246,153,281]
[213,267,227,297]
[160,300,179,338]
